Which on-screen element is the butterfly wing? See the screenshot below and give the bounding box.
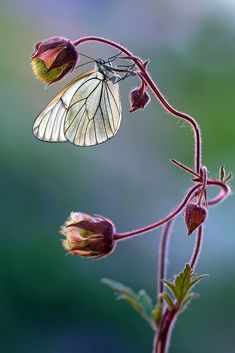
[32,70,96,143]
[64,71,122,146]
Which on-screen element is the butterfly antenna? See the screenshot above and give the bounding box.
[74,60,97,69]
[76,51,96,61]
[107,50,124,62]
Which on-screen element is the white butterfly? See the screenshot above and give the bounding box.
[33,62,122,147]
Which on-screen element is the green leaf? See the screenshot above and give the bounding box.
[152,300,162,326]
[174,264,194,299]
[225,173,232,183]
[181,292,199,311]
[161,292,174,309]
[101,278,155,330]
[219,165,225,181]
[162,280,179,300]
[162,264,208,304]
[137,289,154,322]
[190,274,208,288]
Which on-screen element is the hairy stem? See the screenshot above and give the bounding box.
[190,226,203,269]
[114,179,229,241]
[73,37,231,353]
[139,71,202,174]
[154,225,203,353]
[153,307,178,353]
[74,36,202,173]
[207,180,230,206]
[114,184,200,240]
[158,221,173,298]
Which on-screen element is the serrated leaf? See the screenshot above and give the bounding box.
[181,292,199,312]
[162,264,208,303]
[174,264,193,299]
[137,290,153,319]
[190,274,208,288]
[101,278,139,310]
[162,280,179,299]
[161,292,174,309]
[152,300,163,326]
[102,278,155,330]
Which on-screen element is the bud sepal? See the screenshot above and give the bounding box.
[31,37,78,84]
[60,212,116,259]
[184,202,208,235]
[129,84,150,113]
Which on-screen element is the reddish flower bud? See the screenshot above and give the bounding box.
[129,87,150,113]
[31,37,78,84]
[185,202,208,235]
[60,212,116,259]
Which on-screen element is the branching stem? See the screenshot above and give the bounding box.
[73,36,231,353]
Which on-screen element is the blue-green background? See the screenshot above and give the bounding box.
[1,1,235,352]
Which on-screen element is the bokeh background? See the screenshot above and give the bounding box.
[1,0,235,352]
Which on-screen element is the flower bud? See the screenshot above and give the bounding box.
[185,202,208,235]
[31,37,78,84]
[60,212,116,259]
[129,87,150,113]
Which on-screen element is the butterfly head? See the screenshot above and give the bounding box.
[95,58,117,81]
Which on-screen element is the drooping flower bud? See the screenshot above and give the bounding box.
[31,37,78,84]
[129,86,150,113]
[60,212,116,259]
[185,202,208,235]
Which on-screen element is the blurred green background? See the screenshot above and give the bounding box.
[1,1,235,352]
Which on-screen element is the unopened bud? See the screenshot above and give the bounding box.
[129,87,150,113]
[185,202,207,235]
[60,212,116,259]
[31,37,78,84]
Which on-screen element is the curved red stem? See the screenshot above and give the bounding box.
[114,184,200,241]
[74,36,202,174]
[114,179,229,241]
[190,226,203,269]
